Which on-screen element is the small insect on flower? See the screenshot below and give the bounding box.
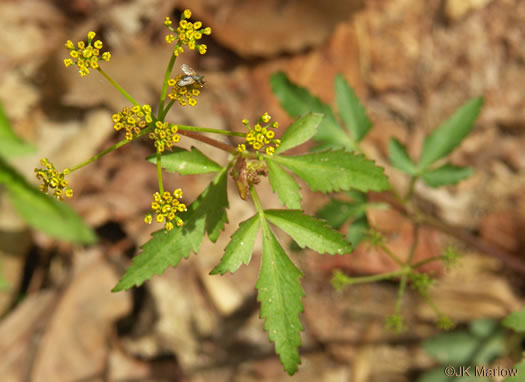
[177,64,205,87]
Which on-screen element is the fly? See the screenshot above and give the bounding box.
[177,64,205,87]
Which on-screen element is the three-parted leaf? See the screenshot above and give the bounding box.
[0,158,96,244]
[265,210,352,255]
[335,74,371,141]
[210,214,260,275]
[271,150,390,193]
[148,146,222,175]
[265,157,302,209]
[257,220,304,375]
[418,97,483,169]
[421,163,473,187]
[270,72,354,150]
[388,138,417,175]
[276,113,323,154]
[113,169,229,291]
[0,102,35,158]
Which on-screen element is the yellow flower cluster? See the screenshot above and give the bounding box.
[149,121,181,152]
[112,105,153,141]
[144,189,187,231]
[164,9,211,56]
[238,112,281,156]
[63,31,111,77]
[34,158,73,200]
[167,76,202,106]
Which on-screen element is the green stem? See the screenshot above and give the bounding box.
[68,126,152,173]
[338,269,407,286]
[97,68,139,106]
[411,255,444,269]
[407,224,420,265]
[159,99,175,120]
[156,150,164,194]
[377,242,404,267]
[405,176,418,201]
[177,125,246,137]
[394,273,408,316]
[158,51,177,116]
[249,186,265,218]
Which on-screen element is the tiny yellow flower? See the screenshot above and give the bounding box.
[87,31,96,40]
[183,9,192,19]
[198,44,207,54]
[34,158,74,200]
[238,113,281,155]
[64,31,111,77]
[146,189,185,230]
[94,40,103,49]
[164,17,172,26]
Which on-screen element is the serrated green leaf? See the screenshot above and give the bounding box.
[502,307,525,333]
[257,220,304,375]
[335,74,371,141]
[265,210,352,255]
[388,138,417,175]
[210,215,260,275]
[275,113,323,154]
[347,215,369,247]
[418,97,483,169]
[113,169,229,291]
[148,146,222,175]
[270,72,355,151]
[265,157,302,209]
[0,158,95,244]
[0,102,35,158]
[272,150,390,193]
[421,163,473,187]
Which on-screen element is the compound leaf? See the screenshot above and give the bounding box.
[421,163,473,187]
[0,158,95,244]
[389,138,417,175]
[265,157,302,209]
[418,97,483,169]
[257,220,304,375]
[210,214,260,275]
[0,102,35,158]
[272,150,390,193]
[270,72,354,150]
[276,112,323,154]
[335,74,371,141]
[113,169,229,291]
[265,210,351,255]
[148,146,222,175]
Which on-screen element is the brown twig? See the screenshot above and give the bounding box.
[178,129,236,154]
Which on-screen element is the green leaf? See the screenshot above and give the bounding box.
[423,319,505,365]
[257,220,304,375]
[270,72,354,150]
[388,138,417,175]
[347,215,369,247]
[502,307,525,333]
[421,163,473,187]
[148,146,222,175]
[264,210,352,255]
[265,157,302,209]
[210,215,260,275]
[272,150,390,193]
[335,74,371,141]
[504,360,525,382]
[316,199,357,229]
[113,169,229,291]
[0,158,95,244]
[418,97,483,169]
[0,102,35,158]
[275,112,323,154]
